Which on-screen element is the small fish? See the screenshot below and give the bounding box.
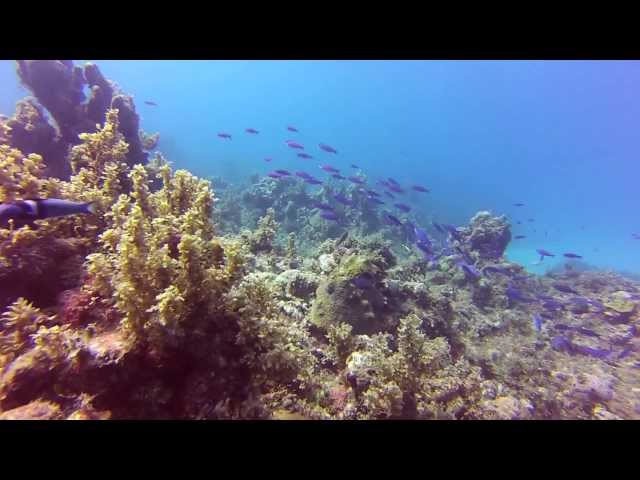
[533,313,543,332]
[287,126,299,132]
[384,191,396,199]
[413,227,431,246]
[576,326,600,338]
[536,249,555,262]
[331,174,346,180]
[245,128,259,134]
[514,235,526,239]
[335,231,349,246]
[513,203,525,207]
[274,169,291,176]
[457,261,482,280]
[527,218,535,222]
[367,197,384,205]
[286,141,304,150]
[552,283,579,295]
[505,285,535,304]
[320,210,339,221]
[366,190,380,197]
[387,177,400,186]
[482,265,511,277]
[443,224,463,242]
[351,272,374,289]
[394,203,411,213]
[542,300,565,311]
[267,172,283,179]
[411,185,430,193]
[563,253,583,259]
[217,132,232,139]
[312,202,334,211]
[295,171,312,180]
[319,143,338,154]
[573,345,611,359]
[387,184,405,194]
[333,193,352,206]
[551,335,572,352]
[264,157,273,162]
[304,178,323,185]
[383,213,402,226]
[0,198,97,228]
[320,164,340,173]
[351,164,360,169]
[555,323,573,331]
[348,176,366,185]
[297,153,313,159]
[144,100,157,106]
[432,222,446,235]
[516,221,522,225]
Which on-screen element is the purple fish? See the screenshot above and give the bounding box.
[295,171,312,179]
[298,153,313,159]
[304,177,323,185]
[351,272,374,289]
[383,213,402,226]
[367,197,384,205]
[552,283,579,295]
[506,285,535,304]
[348,176,366,185]
[312,202,334,211]
[332,174,346,180]
[286,141,304,150]
[543,300,565,311]
[536,249,555,261]
[320,164,340,173]
[274,169,291,176]
[333,193,352,206]
[387,184,405,194]
[320,210,339,221]
[563,253,583,259]
[576,326,600,338]
[618,347,633,359]
[457,261,482,280]
[432,222,445,235]
[319,143,338,154]
[217,132,232,139]
[366,190,380,197]
[414,227,431,246]
[551,335,572,352]
[287,126,299,132]
[245,128,259,134]
[513,203,525,207]
[267,173,282,179]
[573,345,611,359]
[394,203,411,213]
[514,235,526,239]
[351,164,360,169]
[264,157,273,162]
[533,313,543,332]
[412,185,430,193]
[384,191,396,199]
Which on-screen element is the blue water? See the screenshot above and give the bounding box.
[1,60,639,274]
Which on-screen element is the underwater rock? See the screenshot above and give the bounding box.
[462,211,511,260]
[479,395,534,420]
[275,270,319,300]
[603,291,637,323]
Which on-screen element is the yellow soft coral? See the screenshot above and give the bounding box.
[0,298,53,369]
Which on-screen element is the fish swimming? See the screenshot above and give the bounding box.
[632,233,640,240]
[217,133,232,139]
[384,191,396,199]
[274,169,291,176]
[351,164,360,169]
[457,261,482,281]
[297,153,313,159]
[304,177,323,185]
[351,272,374,289]
[533,313,543,332]
[514,235,526,239]
[287,126,299,132]
[576,326,600,338]
[320,164,340,173]
[482,265,511,277]
[286,141,304,150]
[319,143,338,154]
[505,284,535,304]
[331,174,346,180]
[348,176,366,185]
[295,171,312,180]
[563,253,583,259]
[367,197,384,205]
[394,203,411,213]
[144,101,157,106]
[267,172,283,179]
[382,213,402,226]
[264,157,273,162]
[1,198,97,228]
[245,128,259,134]
[573,345,611,359]
[387,184,405,194]
[312,202,334,211]
[513,203,525,207]
[536,249,555,262]
[320,210,339,221]
[333,193,352,206]
[443,224,463,242]
[432,222,445,235]
[552,283,579,295]
[413,227,431,247]
[411,185,430,193]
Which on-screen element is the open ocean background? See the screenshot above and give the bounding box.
[1,60,639,275]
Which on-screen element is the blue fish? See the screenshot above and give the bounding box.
[482,265,511,277]
[533,313,543,332]
[312,202,334,211]
[367,197,385,205]
[351,272,374,289]
[551,335,572,352]
[320,210,339,221]
[536,249,555,262]
[542,300,565,311]
[394,203,411,213]
[506,285,535,304]
[573,345,611,359]
[413,226,431,246]
[274,169,291,176]
[0,198,97,228]
[304,177,323,185]
[443,224,463,242]
[552,283,579,295]
[618,347,633,359]
[382,213,402,227]
[456,260,482,280]
[333,193,352,206]
[348,176,366,185]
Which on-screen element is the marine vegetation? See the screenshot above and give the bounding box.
[0,60,639,420]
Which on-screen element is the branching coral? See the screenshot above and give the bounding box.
[0,298,53,369]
